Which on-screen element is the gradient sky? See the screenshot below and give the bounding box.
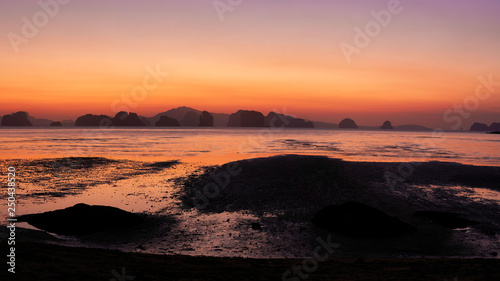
[1,0,499,129]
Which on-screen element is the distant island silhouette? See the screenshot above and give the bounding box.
[227,110,265,127]
[470,122,500,132]
[338,118,358,129]
[155,115,180,127]
[199,111,214,127]
[1,111,33,126]
[380,121,393,130]
[1,107,498,132]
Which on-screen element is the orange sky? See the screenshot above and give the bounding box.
[1,0,499,128]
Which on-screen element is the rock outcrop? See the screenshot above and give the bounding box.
[75,114,112,126]
[227,110,265,127]
[380,121,393,130]
[470,122,489,131]
[265,112,314,128]
[155,115,180,126]
[199,111,214,127]
[50,121,63,126]
[312,202,417,238]
[17,203,145,236]
[180,111,200,126]
[112,112,145,126]
[139,117,152,126]
[1,111,33,126]
[489,122,500,131]
[338,118,358,129]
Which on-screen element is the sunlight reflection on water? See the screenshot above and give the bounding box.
[0,128,499,166]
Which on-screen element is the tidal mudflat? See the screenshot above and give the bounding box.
[2,155,500,264]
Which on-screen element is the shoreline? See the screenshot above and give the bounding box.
[1,242,499,280]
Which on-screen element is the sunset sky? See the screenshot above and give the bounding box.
[1,0,499,129]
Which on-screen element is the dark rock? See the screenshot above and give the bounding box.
[470,122,489,131]
[112,112,145,126]
[75,114,112,127]
[150,107,229,127]
[226,111,241,127]
[1,111,33,126]
[155,115,180,127]
[265,112,314,128]
[380,121,393,130]
[180,111,200,126]
[251,222,262,230]
[312,202,417,238]
[139,116,152,126]
[199,111,214,127]
[413,211,477,229]
[489,122,500,131]
[490,252,498,257]
[212,113,230,127]
[338,118,358,129]
[227,110,265,127]
[50,121,63,127]
[17,203,145,236]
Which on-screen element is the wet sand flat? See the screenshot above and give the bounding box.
[2,155,500,281]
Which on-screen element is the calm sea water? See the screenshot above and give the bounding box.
[0,128,499,166]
